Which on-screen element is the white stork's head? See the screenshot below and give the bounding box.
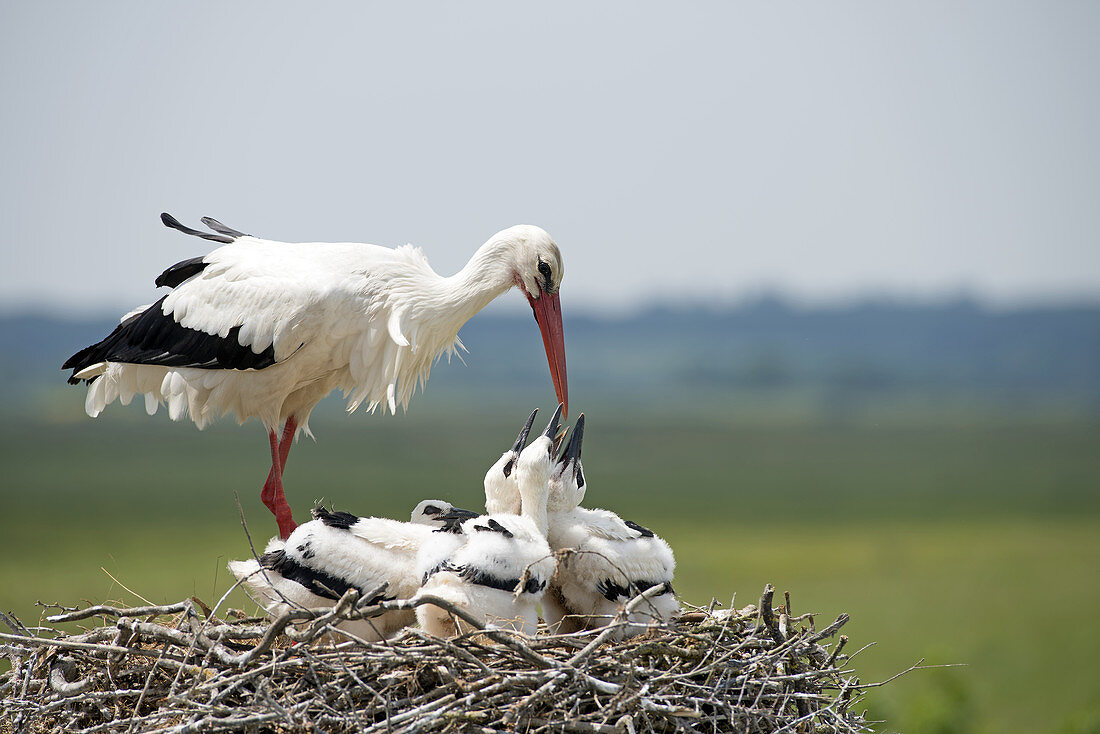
[548,413,585,513]
[412,499,480,533]
[483,408,538,514]
[497,225,564,301]
[410,499,455,525]
[489,225,569,418]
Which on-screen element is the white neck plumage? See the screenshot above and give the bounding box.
[375,235,521,363]
[520,488,549,538]
[412,236,519,339]
[517,453,551,537]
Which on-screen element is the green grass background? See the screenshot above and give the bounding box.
[2,404,1098,733]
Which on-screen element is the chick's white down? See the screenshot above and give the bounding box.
[415,415,559,637]
[536,414,679,636]
[231,409,675,642]
[230,506,440,642]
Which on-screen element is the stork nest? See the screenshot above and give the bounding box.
[1,585,884,733]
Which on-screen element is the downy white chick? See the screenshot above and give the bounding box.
[230,502,454,641]
[414,407,559,637]
[410,499,479,530]
[543,414,679,638]
[482,408,539,515]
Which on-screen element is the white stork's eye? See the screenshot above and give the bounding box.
[537,259,553,292]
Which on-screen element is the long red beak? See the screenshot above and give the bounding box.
[528,291,569,418]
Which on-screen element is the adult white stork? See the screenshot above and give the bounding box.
[63,214,569,539]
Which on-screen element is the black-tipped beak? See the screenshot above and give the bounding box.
[437,506,480,523]
[542,402,564,452]
[512,408,539,453]
[436,506,481,533]
[558,413,585,466]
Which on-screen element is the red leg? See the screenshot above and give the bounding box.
[260,418,298,539]
[260,419,297,508]
[277,417,297,468]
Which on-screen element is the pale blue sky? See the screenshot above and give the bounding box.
[2,1,1098,315]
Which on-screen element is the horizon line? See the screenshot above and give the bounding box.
[4,289,1100,322]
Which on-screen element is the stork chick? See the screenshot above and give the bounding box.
[410,499,479,530]
[415,407,559,637]
[230,502,449,641]
[483,408,539,515]
[543,415,679,638]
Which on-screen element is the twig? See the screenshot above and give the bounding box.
[0,610,32,637]
[47,603,192,624]
[1,584,891,734]
[810,614,850,643]
[825,635,849,669]
[100,567,155,606]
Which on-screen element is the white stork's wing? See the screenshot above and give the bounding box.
[577,507,645,541]
[162,238,397,362]
[346,516,434,551]
[64,234,403,380]
[63,216,450,421]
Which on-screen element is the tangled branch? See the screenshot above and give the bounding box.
[1,585,879,733]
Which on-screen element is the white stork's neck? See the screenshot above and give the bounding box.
[484,453,520,515]
[546,478,574,513]
[520,486,549,537]
[429,237,518,332]
[516,439,552,537]
[453,238,518,310]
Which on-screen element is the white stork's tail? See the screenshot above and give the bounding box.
[199,216,250,239]
[159,212,249,244]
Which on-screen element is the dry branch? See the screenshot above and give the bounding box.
[1,585,880,733]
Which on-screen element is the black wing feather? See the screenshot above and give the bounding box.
[313,505,360,530]
[155,257,208,288]
[63,295,277,382]
[424,562,542,594]
[260,549,348,601]
[200,216,251,238]
[623,520,655,538]
[259,549,394,605]
[160,212,234,244]
[471,519,514,538]
[596,578,672,602]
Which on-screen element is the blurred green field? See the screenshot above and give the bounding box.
[3,407,1099,733]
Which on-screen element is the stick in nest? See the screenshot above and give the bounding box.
[1,585,906,734]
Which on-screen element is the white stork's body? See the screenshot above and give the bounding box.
[545,510,678,638]
[414,409,559,637]
[229,503,455,641]
[65,214,568,539]
[535,415,679,638]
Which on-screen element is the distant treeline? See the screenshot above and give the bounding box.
[5,297,1100,414]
